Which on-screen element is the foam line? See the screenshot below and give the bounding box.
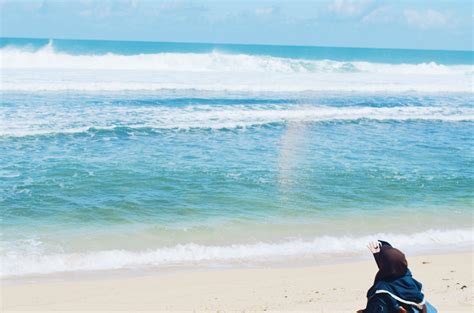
[1,105,472,137]
[1,44,472,74]
[1,44,472,92]
[1,229,471,277]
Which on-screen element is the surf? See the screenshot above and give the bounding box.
[1,228,472,277]
[1,104,473,138]
[1,39,472,93]
[1,41,471,74]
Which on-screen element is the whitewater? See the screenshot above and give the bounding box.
[1,103,473,138]
[0,40,472,92]
[2,229,472,277]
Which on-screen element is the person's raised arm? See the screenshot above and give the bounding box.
[367,241,381,269]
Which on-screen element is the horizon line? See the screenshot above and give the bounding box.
[1,36,472,53]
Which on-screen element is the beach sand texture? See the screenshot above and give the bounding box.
[1,252,472,312]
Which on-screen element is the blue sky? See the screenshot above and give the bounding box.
[1,0,472,50]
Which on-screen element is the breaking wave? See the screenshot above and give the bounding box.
[1,41,472,92]
[1,105,472,137]
[0,41,471,74]
[1,228,472,277]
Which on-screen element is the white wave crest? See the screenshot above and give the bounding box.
[0,43,471,74]
[0,105,472,137]
[0,44,472,92]
[1,229,472,277]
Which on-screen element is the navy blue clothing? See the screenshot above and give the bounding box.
[364,293,401,313]
[365,270,425,313]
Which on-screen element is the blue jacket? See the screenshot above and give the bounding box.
[365,270,428,313]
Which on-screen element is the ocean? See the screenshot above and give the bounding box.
[0,38,472,278]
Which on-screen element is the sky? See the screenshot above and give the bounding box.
[0,0,472,50]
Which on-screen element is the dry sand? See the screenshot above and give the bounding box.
[1,252,472,312]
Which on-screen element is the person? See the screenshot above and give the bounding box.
[357,241,437,313]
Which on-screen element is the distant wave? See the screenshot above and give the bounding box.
[1,42,472,74]
[1,40,472,92]
[1,228,472,277]
[1,105,472,137]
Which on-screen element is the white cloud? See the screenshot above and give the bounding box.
[328,0,374,18]
[255,7,274,16]
[361,5,393,24]
[76,0,144,19]
[129,0,139,9]
[404,9,449,30]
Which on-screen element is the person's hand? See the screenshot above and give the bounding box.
[367,241,381,254]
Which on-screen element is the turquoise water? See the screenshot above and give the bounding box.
[1,37,472,64]
[0,38,473,277]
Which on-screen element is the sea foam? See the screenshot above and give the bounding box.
[1,104,472,137]
[0,42,472,92]
[0,42,471,74]
[1,229,472,277]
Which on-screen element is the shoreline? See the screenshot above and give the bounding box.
[2,251,472,312]
[2,226,472,281]
[2,241,472,285]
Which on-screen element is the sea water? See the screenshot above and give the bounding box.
[0,38,472,277]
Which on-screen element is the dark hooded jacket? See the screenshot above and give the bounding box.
[363,241,427,313]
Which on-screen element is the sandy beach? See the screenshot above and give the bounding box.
[1,252,472,312]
